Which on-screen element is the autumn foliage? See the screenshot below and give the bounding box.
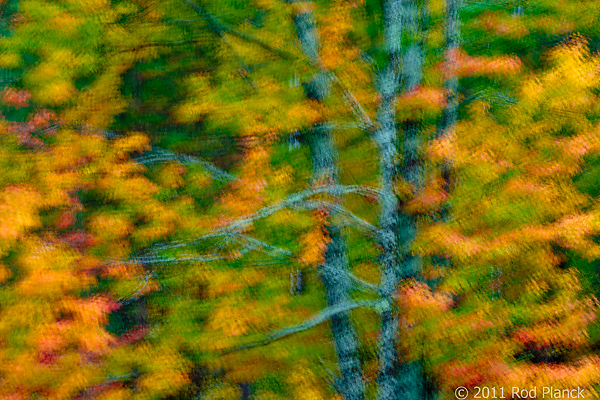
[1,0,600,400]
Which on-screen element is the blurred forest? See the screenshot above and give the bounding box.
[1,0,600,399]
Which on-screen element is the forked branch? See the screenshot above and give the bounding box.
[222,300,381,354]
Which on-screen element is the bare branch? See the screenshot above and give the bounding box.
[116,39,205,53]
[298,199,380,237]
[220,34,260,89]
[344,271,381,294]
[141,185,379,256]
[86,128,235,182]
[223,300,380,354]
[145,232,227,253]
[210,185,380,233]
[315,356,343,395]
[324,69,378,132]
[111,253,230,265]
[115,271,157,305]
[181,1,259,89]
[135,146,235,182]
[78,373,139,400]
[163,18,202,24]
[183,0,294,60]
[233,233,294,257]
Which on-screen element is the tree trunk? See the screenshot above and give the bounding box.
[289,3,366,400]
[438,0,460,198]
[430,0,460,287]
[239,382,252,400]
[374,1,403,399]
[398,2,434,399]
[375,1,429,399]
[440,0,460,142]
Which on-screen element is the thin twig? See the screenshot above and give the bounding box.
[183,0,294,60]
[112,253,230,265]
[144,185,379,254]
[136,146,235,182]
[344,271,381,293]
[222,300,380,354]
[233,233,294,257]
[297,199,380,237]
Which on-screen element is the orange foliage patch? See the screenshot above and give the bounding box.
[1,87,31,109]
[440,48,522,79]
[475,11,529,39]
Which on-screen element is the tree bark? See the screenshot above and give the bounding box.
[430,0,460,290]
[375,1,429,399]
[440,0,460,142]
[398,2,433,399]
[374,1,403,399]
[289,3,366,400]
[239,382,252,400]
[438,0,460,198]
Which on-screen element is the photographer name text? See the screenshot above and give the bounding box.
[454,386,586,399]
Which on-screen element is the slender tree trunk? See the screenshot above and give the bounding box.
[373,68,403,400]
[374,1,403,399]
[416,2,460,398]
[398,2,434,399]
[431,0,460,281]
[440,0,460,142]
[308,126,365,400]
[399,0,427,295]
[375,1,430,399]
[438,0,460,196]
[289,4,365,400]
[239,382,252,400]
